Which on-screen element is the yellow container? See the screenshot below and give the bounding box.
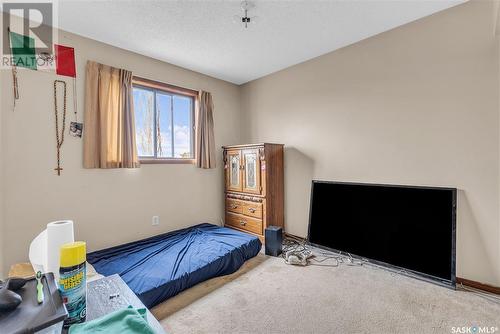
[59,241,87,328]
[60,241,86,268]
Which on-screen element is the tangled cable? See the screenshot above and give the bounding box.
[281,236,500,305]
[281,236,364,268]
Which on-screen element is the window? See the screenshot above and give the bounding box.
[132,77,197,163]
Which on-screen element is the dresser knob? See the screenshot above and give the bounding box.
[248,208,256,213]
[239,221,246,226]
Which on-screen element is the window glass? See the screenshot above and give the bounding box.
[173,95,192,158]
[156,93,173,158]
[133,87,154,157]
[133,84,194,160]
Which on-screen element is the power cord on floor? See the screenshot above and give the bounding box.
[459,283,500,305]
[282,236,500,305]
[281,236,363,268]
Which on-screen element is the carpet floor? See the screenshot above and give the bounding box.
[152,254,500,334]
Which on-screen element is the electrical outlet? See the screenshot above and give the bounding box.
[152,216,160,226]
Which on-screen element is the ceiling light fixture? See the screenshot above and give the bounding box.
[233,1,258,28]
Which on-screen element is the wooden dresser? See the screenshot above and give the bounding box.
[223,143,284,242]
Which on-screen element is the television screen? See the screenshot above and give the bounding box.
[308,181,456,286]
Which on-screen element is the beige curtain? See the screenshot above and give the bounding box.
[83,61,139,168]
[196,91,216,169]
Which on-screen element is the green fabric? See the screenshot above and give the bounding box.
[9,31,37,70]
[68,306,156,334]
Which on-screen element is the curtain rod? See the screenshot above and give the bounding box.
[133,76,199,97]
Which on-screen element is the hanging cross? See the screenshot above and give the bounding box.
[54,80,67,176]
[54,145,63,176]
[54,164,63,176]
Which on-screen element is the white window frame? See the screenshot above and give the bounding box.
[132,77,197,164]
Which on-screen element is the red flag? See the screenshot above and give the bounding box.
[55,44,76,78]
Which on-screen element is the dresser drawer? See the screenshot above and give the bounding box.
[225,212,263,235]
[226,198,243,214]
[242,201,263,219]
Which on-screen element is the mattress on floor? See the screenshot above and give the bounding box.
[87,223,261,308]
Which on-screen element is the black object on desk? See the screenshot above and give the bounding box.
[86,274,166,334]
[0,273,68,333]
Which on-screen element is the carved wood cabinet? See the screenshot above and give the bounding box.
[223,143,284,242]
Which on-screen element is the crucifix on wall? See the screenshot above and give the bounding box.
[53,80,67,176]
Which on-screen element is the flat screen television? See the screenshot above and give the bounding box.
[308,180,456,288]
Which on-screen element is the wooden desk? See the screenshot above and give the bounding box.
[86,274,166,334]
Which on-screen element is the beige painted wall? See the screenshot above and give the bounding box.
[0,63,5,277]
[496,0,500,289]
[241,0,500,285]
[0,28,241,275]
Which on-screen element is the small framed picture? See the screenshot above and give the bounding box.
[70,122,83,138]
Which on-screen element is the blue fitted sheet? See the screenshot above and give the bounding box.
[87,223,261,308]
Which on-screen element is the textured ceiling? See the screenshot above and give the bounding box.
[58,0,467,84]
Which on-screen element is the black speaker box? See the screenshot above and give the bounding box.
[265,226,283,256]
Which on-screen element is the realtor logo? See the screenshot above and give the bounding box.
[1,1,58,69]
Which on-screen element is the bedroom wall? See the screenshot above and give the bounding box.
[0,67,5,278]
[0,25,241,274]
[241,0,500,285]
[497,3,500,288]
